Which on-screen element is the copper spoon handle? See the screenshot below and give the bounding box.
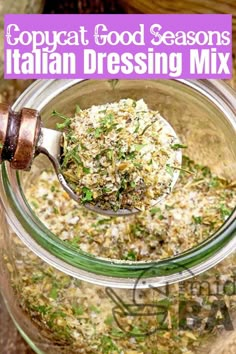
[0,103,41,170]
[0,103,63,172]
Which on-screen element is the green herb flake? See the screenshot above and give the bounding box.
[32,305,52,315]
[72,305,84,316]
[127,151,136,160]
[150,207,164,220]
[79,142,88,151]
[134,144,146,152]
[165,204,174,210]
[52,110,72,130]
[110,328,125,338]
[47,310,67,328]
[50,185,56,192]
[49,286,58,300]
[133,162,142,169]
[150,207,161,215]
[75,105,81,114]
[31,273,44,283]
[104,315,114,326]
[124,250,137,261]
[209,177,220,188]
[87,127,94,134]
[134,122,140,133]
[106,149,113,161]
[51,110,70,121]
[31,200,39,209]
[61,148,83,168]
[56,118,71,130]
[192,215,203,224]
[100,113,114,127]
[219,204,231,219]
[99,335,119,354]
[65,236,81,247]
[81,187,93,203]
[53,207,59,215]
[166,164,174,176]
[102,187,112,194]
[83,167,91,174]
[201,166,211,177]
[129,326,144,336]
[89,305,101,314]
[71,151,82,166]
[140,119,158,136]
[94,127,103,138]
[171,144,188,150]
[92,218,111,227]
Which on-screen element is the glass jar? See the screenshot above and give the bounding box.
[0,79,236,353]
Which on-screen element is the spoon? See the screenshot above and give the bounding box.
[0,103,182,217]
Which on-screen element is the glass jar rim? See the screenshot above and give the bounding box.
[0,78,236,289]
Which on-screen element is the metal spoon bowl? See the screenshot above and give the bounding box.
[37,121,182,217]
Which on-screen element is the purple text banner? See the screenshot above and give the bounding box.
[4,14,232,79]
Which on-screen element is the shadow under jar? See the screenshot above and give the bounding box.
[0,79,236,353]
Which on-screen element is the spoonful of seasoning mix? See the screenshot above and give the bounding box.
[0,99,182,216]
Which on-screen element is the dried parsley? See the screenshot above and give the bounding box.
[81,187,93,203]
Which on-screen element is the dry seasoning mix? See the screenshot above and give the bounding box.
[27,156,236,261]
[57,99,181,211]
[8,100,236,353]
[9,224,236,354]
